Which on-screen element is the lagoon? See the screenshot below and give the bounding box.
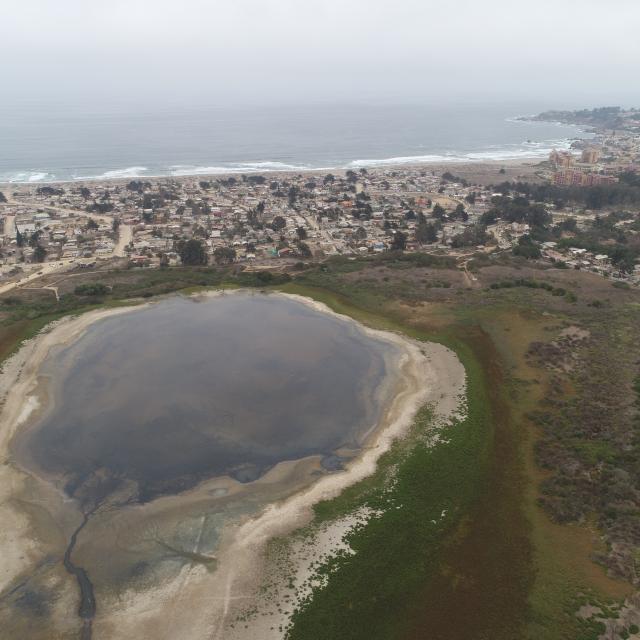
[19,292,394,504]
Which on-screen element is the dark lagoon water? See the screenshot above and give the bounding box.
[20,293,393,503]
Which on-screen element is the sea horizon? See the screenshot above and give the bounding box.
[0,102,591,184]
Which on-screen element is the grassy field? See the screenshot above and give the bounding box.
[281,314,530,640]
[275,285,612,640]
[281,265,639,638]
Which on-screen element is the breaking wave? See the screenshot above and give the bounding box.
[347,137,579,168]
[169,161,314,176]
[0,171,53,183]
[73,166,149,181]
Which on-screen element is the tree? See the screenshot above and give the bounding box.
[80,187,91,200]
[586,188,607,210]
[16,228,24,247]
[354,202,372,220]
[213,246,236,265]
[454,203,468,222]
[391,231,407,251]
[556,217,577,233]
[323,173,335,185]
[482,196,551,229]
[415,222,438,244]
[442,172,466,186]
[288,186,300,208]
[480,210,499,226]
[432,203,447,220]
[296,226,307,240]
[256,270,275,284]
[271,216,286,232]
[450,225,488,248]
[28,230,42,248]
[513,235,541,259]
[87,218,99,230]
[0,192,6,203]
[354,226,367,241]
[75,283,109,296]
[112,218,120,233]
[296,241,312,258]
[126,180,145,192]
[179,239,208,266]
[32,245,47,263]
[87,201,113,214]
[37,186,64,196]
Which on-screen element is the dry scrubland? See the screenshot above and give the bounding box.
[0,252,639,640]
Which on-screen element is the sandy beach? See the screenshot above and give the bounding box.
[0,292,466,639]
[1,157,544,191]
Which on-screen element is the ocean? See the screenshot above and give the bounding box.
[0,102,589,183]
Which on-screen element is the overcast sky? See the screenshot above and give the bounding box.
[3,0,640,107]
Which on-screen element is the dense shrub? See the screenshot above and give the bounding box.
[74,283,109,296]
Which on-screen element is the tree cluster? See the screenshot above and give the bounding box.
[177,239,208,266]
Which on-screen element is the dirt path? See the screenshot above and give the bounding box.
[458,257,480,288]
[113,224,132,257]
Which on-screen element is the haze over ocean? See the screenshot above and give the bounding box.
[0,102,589,183]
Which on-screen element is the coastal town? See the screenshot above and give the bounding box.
[6,0,640,634]
[1,106,639,291]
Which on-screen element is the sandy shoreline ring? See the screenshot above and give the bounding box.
[0,290,466,640]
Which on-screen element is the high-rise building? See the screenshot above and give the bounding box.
[581,148,600,164]
[549,149,575,168]
[552,170,617,186]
